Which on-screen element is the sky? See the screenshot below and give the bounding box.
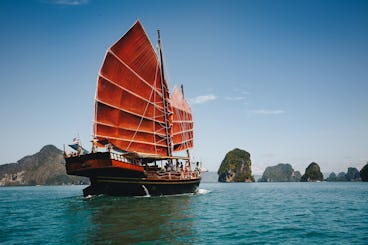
[0,0,367,174]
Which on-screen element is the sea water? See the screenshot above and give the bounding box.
[0,182,367,244]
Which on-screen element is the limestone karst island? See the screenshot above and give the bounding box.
[1,145,368,186]
[217,148,255,182]
[216,148,367,183]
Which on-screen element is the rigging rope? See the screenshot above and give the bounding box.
[126,59,161,152]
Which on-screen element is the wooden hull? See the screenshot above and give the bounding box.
[65,152,201,197]
[84,177,200,196]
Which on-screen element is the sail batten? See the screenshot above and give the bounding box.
[94,134,168,148]
[172,129,193,136]
[95,100,166,124]
[94,121,167,137]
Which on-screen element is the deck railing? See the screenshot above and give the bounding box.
[109,152,130,163]
[65,150,202,180]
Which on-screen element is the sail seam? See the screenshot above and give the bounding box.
[94,121,167,137]
[95,100,166,124]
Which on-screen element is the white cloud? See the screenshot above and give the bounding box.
[226,88,249,101]
[251,109,285,115]
[43,0,89,5]
[225,96,246,101]
[189,94,217,105]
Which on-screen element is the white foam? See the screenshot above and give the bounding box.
[83,194,96,200]
[197,188,210,195]
[141,185,151,197]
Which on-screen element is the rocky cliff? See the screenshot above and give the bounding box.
[0,145,88,186]
[346,167,361,181]
[326,172,346,181]
[259,163,301,182]
[301,162,323,182]
[217,148,254,182]
[360,163,368,181]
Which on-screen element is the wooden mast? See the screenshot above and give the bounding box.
[157,29,173,158]
[181,84,191,160]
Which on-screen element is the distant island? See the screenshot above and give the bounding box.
[326,167,361,181]
[301,162,324,182]
[0,145,88,186]
[259,163,301,182]
[258,161,366,182]
[217,148,255,182]
[361,164,368,181]
[216,148,368,183]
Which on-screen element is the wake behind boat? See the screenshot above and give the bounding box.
[64,21,201,196]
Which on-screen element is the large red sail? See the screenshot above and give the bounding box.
[170,86,194,152]
[94,21,172,156]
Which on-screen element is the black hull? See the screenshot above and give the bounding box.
[83,177,200,197]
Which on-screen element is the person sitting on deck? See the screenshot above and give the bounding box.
[77,145,82,156]
[180,163,184,179]
[106,143,112,152]
[91,138,98,153]
[195,162,200,171]
[185,161,190,179]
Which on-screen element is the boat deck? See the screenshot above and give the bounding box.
[65,151,201,181]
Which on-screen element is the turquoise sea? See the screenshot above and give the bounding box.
[1,182,367,244]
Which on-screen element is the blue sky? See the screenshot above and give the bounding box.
[0,0,367,174]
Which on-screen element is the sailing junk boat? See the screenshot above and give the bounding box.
[64,21,201,196]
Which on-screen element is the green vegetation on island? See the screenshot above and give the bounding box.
[217,148,254,182]
[259,163,301,182]
[326,172,345,181]
[216,148,365,183]
[301,162,324,182]
[0,145,88,186]
[346,167,361,181]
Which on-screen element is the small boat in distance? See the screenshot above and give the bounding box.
[64,21,201,197]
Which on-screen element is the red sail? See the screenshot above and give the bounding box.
[94,21,172,156]
[170,86,194,152]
